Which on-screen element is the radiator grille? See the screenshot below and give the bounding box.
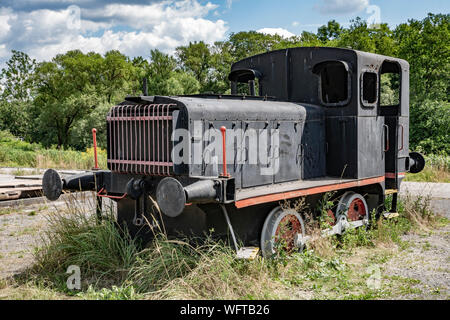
[107,104,176,175]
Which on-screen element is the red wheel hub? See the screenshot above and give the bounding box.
[275,214,302,251]
[326,209,336,226]
[347,198,367,221]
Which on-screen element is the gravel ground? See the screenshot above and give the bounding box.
[0,205,48,279]
[0,181,449,299]
[0,194,100,279]
[382,224,450,299]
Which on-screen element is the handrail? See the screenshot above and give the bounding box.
[383,124,389,152]
[398,124,404,151]
[97,187,127,200]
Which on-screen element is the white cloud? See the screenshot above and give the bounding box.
[316,0,369,15]
[84,0,218,29]
[0,8,15,41]
[0,0,228,66]
[292,21,299,27]
[257,28,296,38]
[0,45,7,58]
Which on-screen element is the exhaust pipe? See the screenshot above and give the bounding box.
[156,178,218,218]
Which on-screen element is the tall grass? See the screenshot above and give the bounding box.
[0,130,107,170]
[31,211,138,290]
[20,190,447,300]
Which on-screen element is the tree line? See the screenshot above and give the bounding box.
[0,13,448,154]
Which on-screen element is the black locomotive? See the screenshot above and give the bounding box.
[42,47,425,257]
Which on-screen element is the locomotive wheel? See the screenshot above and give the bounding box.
[260,206,306,257]
[336,192,369,222]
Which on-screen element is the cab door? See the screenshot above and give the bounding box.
[379,61,404,189]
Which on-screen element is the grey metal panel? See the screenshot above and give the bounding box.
[172,110,188,175]
[274,121,302,183]
[302,119,326,179]
[397,115,410,181]
[357,53,384,118]
[326,116,357,178]
[203,120,243,189]
[357,116,385,178]
[400,64,410,117]
[241,121,274,188]
[397,116,409,158]
[176,96,308,122]
[189,118,203,177]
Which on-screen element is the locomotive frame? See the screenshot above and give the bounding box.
[42,47,425,258]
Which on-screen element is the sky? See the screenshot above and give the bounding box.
[0,0,448,67]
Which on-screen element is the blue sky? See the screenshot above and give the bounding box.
[217,0,448,34]
[0,0,448,67]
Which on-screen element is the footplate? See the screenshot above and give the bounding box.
[383,212,399,219]
[236,247,260,260]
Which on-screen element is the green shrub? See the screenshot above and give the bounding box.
[0,130,107,169]
[410,100,450,155]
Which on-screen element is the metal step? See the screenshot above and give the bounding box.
[385,189,398,195]
[383,212,399,219]
[236,247,260,260]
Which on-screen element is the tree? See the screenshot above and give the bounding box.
[170,72,200,95]
[131,56,150,95]
[228,31,282,61]
[394,13,450,102]
[33,50,105,148]
[176,41,211,90]
[410,99,450,154]
[318,20,343,43]
[101,50,137,104]
[337,18,376,52]
[0,50,36,139]
[298,31,322,46]
[145,49,177,95]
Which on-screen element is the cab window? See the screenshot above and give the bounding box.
[380,72,400,106]
[313,61,350,106]
[361,71,378,106]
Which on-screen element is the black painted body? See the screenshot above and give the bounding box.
[53,48,419,246]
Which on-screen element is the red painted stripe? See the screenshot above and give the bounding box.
[385,172,406,179]
[235,176,385,209]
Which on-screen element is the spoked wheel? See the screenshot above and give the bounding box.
[260,206,306,257]
[336,192,369,222]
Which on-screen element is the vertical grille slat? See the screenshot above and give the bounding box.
[107,104,175,176]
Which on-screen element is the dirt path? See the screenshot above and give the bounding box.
[0,194,98,279]
[382,224,450,299]
[0,204,48,279]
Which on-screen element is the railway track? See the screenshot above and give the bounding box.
[0,169,87,204]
